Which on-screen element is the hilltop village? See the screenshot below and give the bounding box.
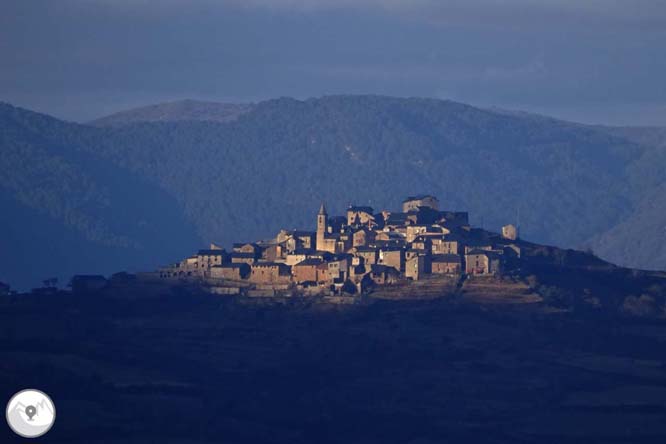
[158,195,523,297]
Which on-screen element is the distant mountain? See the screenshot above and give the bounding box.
[598,125,666,150]
[2,95,666,289]
[89,99,253,127]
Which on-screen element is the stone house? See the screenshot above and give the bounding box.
[292,258,330,284]
[353,246,379,266]
[411,236,432,251]
[346,206,375,227]
[368,264,401,285]
[405,225,430,243]
[249,262,291,284]
[432,236,461,255]
[210,263,251,280]
[352,228,375,247]
[292,231,316,249]
[172,256,200,276]
[292,258,320,283]
[405,253,430,280]
[288,249,333,266]
[230,252,257,265]
[375,230,406,243]
[431,254,462,274]
[286,249,312,266]
[402,195,439,212]
[277,230,316,252]
[197,249,227,270]
[502,224,519,240]
[327,255,350,281]
[262,243,285,262]
[336,233,353,253]
[465,250,502,275]
[233,243,263,258]
[379,247,405,273]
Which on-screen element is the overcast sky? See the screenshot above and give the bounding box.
[2,0,666,125]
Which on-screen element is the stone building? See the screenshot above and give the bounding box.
[262,244,285,262]
[410,236,431,251]
[276,230,316,252]
[197,249,227,270]
[327,255,350,281]
[166,256,199,277]
[352,227,374,247]
[249,262,291,284]
[316,203,338,253]
[368,264,400,285]
[233,243,262,258]
[346,205,375,227]
[286,249,312,266]
[353,246,379,266]
[406,253,429,280]
[432,236,461,255]
[431,254,462,274]
[379,247,405,272]
[292,258,331,284]
[230,252,257,265]
[465,250,502,275]
[502,224,519,241]
[402,195,439,212]
[210,263,251,280]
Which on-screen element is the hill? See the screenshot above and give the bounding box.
[2,269,666,443]
[2,95,666,288]
[89,99,253,127]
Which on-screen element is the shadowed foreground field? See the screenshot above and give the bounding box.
[2,286,666,444]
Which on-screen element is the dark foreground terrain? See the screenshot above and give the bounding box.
[2,281,666,444]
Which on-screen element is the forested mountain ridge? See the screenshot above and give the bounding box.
[1,96,665,289]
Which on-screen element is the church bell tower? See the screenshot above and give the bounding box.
[316,203,328,251]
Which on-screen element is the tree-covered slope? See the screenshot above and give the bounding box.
[0,103,200,289]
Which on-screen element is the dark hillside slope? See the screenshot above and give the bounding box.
[0,103,200,289]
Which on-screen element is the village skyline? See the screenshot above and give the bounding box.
[155,194,521,299]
